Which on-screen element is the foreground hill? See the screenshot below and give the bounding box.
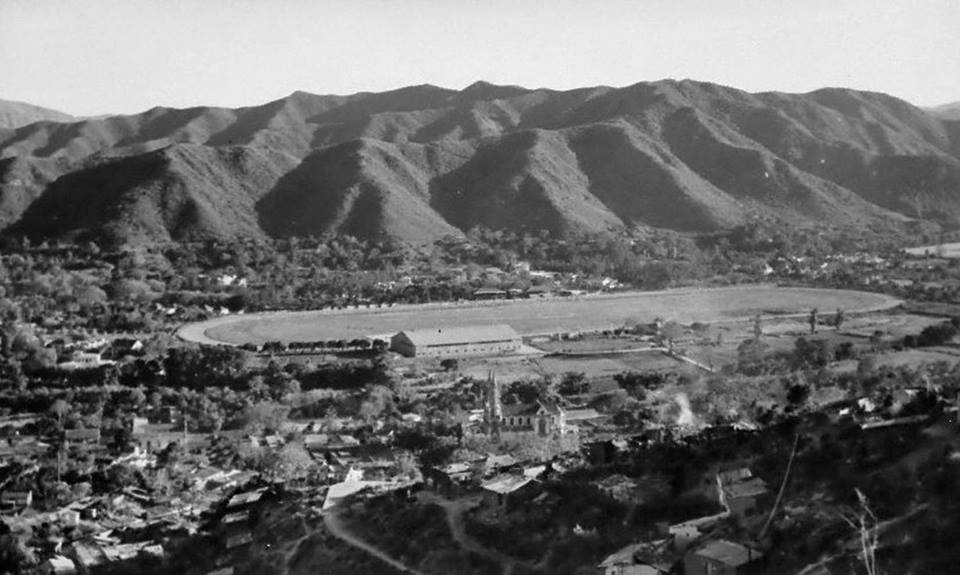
[2,80,959,245]
[0,98,74,130]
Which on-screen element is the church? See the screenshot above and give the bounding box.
[481,372,569,439]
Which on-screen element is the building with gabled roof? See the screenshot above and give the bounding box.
[0,489,33,514]
[502,400,568,437]
[715,468,769,521]
[38,555,77,575]
[391,324,521,358]
[599,538,674,575]
[481,473,539,512]
[684,539,764,575]
[64,428,101,443]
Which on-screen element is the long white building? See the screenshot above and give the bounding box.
[390,324,521,358]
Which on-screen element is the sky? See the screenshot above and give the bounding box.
[1,0,958,116]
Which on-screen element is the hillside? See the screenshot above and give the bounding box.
[929,101,960,121]
[2,80,959,245]
[0,98,74,130]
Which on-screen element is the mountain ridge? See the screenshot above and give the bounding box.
[1,80,958,246]
[0,98,74,130]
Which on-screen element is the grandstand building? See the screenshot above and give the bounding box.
[390,324,522,358]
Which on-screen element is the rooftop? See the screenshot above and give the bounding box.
[717,468,753,484]
[395,324,520,347]
[481,473,534,495]
[502,400,563,417]
[599,539,671,569]
[722,477,769,499]
[694,540,762,567]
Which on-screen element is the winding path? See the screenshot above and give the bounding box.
[323,510,425,575]
[417,492,541,575]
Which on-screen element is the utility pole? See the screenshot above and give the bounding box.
[760,433,800,540]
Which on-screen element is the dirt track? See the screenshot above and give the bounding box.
[178,285,901,346]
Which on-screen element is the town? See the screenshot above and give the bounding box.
[0,225,959,574]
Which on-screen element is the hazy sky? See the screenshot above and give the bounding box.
[2,0,958,116]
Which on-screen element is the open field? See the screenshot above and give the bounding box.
[179,286,901,346]
[183,286,900,346]
[904,242,960,258]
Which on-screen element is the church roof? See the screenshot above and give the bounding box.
[502,400,564,417]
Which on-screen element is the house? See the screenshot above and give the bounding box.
[64,428,101,445]
[38,555,77,575]
[221,510,249,526]
[57,352,115,371]
[565,407,603,433]
[683,539,764,575]
[67,541,108,573]
[715,468,769,521]
[0,490,32,513]
[108,338,144,357]
[225,487,269,511]
[668,509,731,552]
[224,531,253,549]
[526,285,553,298]
[390,324,522,358]
[481,454,518,475]
[587,438,632,465]
[473,288,508,300]
[480,474,539,512]
[596,474,643,503]
[599,539,674,575]
[424,462,475,494]
[217,274,247,288]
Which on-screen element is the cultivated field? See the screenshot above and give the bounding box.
[179,285,901,346]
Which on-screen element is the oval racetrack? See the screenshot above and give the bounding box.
[177,285,901,346]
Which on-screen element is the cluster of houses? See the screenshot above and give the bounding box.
[599,465,770,575]
[0,404,434,574]
[39,334,145,372]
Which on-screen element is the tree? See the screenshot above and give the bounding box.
[271,443,314,481]
[559,372,588,395]
[358,385,394,421]
[614,371,666,399]
[282,378,302,396]
[753,314,763,340]
[393,452,420,480]
[75,285,108,307]
[164,346,248,389]
[792,337,833,369]
[786,384,811,407]
[660,321,684,353]
[49,399,70,428]
[102,463,142,492]
[440,358,459,372]
[242,402,290,435]
[808,308,819,335]
[834,308,845,331]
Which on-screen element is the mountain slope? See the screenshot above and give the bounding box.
[1,80,958,245]
[0,99,73,130]
[929,102,960,121]
[8,145,293,244]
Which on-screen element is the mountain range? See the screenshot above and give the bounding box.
[2,80,959,246]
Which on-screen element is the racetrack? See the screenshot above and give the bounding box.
[177,285,901,346]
